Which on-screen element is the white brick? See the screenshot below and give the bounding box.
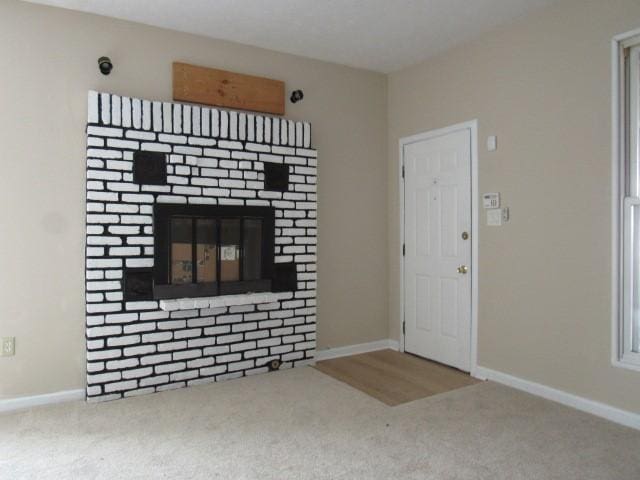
[192,107,201,136]
[88,148,122,159]
[123,367,153,379]
[173,104,182,134]
[106,203,138,213]
[86,292,104,302]
[272,119,280,145]
[106,357,139,369]
[156,195,187,204]
[105,312,138,324]
[202,108,210,136]
[122,193,154,203]
[87,258,122,268]
[231,112,239,140]
[220,110,229,137]
[140,375,169,386]
[203,148,231,158]
[87,236,121,245]
[228,360,254,372]
[162,102,172,132]
[108,225,139,235]
[87,191,117,202]
[203,345,229,356]
[219,179,245,189]
[143,332,172,343]
[201,168,229,178]
[121,215,152,224]
[125,300,157,310]
[141,143,171,153]
[87,325,122,337]
[217,333,243,344]
[86,270,104,280]
[124,322,156,334]
[159,133,187,144]
[174,146,202,155]
[124,345,156,356]
[126,130,155,141]
[88,371,121,384]
[107,139,139,149]
[140,310,170,320]
[200,365,226,377]
[107,182,139,192]
[107,160,133,171]
[109,246,141,256]
[203,325,231,336]
[218,140,243,150]
[171,370,198,381]
[140,354,172,365]
[87,349,122,361]
[173,186,201,196]
[86,203,104,213]
[86,280,120,291]
[105,380,137,392]
[167,175,188,184]
[155,362,185,373]
[230,341,256,352]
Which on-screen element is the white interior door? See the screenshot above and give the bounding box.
[403,128,471,371]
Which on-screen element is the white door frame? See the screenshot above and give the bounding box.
[398,120,479,377]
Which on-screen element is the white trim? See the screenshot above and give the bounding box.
[398,120,479,376]
[314,339,400,362]
[475,366,640,430]
[0,389,84,414]
[612,28,640,372]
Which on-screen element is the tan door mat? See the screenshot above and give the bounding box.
[313,349,479,406]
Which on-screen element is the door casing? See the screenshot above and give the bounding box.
[398,120,479,377]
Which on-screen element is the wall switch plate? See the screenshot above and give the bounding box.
[501,207,510,223]
[487,208,503,226]
[483,192,500,209]
[487,208,509,226]
[487,135,497,152]
[1,337,15,356]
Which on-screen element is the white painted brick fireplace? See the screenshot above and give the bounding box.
[85,91,317,402]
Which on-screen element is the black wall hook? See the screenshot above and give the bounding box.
[98,56,113,75]
[290,90,304,103]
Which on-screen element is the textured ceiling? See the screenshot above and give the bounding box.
[25,0,558,73]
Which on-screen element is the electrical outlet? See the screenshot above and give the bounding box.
[1,337,15,356]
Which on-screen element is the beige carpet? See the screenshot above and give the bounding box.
[1,366,639,479]
[314,349,479,405]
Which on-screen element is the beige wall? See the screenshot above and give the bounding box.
[0,0,388,398]
[388,0,640,413]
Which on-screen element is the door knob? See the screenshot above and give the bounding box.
[457,265,468,274]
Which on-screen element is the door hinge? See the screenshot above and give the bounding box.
[402,321,406,335]
[402,243,406,256]
[402,165,405,179]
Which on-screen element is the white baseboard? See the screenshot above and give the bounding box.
[475,366,640,430]
[315,339,400,362]
[0,389,84,414]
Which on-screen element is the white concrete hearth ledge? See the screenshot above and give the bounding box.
[159,292,290,311]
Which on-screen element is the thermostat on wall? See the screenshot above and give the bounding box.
[483,193,500,209]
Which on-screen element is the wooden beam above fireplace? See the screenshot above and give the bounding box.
[172,62,285,115]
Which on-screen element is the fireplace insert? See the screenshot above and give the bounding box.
[153,204,275,299]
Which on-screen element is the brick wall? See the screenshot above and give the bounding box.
[85,91,317,401]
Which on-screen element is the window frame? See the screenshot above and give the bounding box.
[153,204,275,300]
[613,28,640,371]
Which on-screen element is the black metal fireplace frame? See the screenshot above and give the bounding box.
[153,204,275,299]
